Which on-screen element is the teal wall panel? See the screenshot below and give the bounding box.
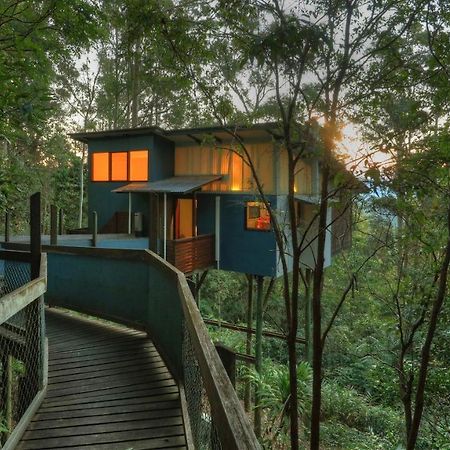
[219,194,277,277]
[87,133,174,232]
[46,251,183,376]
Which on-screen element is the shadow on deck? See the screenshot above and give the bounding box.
[18,308,187,450]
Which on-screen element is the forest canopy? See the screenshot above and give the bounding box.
[1,1,450,449]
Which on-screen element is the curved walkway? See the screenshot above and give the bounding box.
[18,308,187,450]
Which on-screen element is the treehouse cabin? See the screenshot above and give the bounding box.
[71,123,352,276]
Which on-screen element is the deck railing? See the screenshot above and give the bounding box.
[0,250,47,450]
[31,245,259,449]
[166,234,215,273]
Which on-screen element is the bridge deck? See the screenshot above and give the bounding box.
[18,308,187,450]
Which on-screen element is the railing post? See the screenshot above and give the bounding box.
[92,211,98,247]
[215,343,236,387]
[50,205,57,246]
[58,208,64,235]
[30,193,41,279]
[4,211,10,243]
[23,193,42,417]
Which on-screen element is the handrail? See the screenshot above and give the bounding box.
[140,250,260,449]
[0,251,48,450]
[12,244,260,449]
[176,272,260,450]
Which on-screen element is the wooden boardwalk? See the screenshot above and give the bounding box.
[18,308,187,450]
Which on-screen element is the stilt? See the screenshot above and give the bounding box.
[254,275,264,438]
[244,274,254,412]
[304,268,313,364]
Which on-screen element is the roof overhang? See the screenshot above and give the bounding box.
[69,122,283,144]
[112,175,222,194]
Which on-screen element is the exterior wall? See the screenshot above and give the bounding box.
[277,149,315,195]
[276,198,333,276]
[174,142,275,194]
[87,134,174,232]
[217,194,277,277]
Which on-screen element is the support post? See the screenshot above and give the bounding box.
[254,275,264,438]
[4,211,10,243]
[215,343,236,387]
[128,192,132,235]
[30,193,41,280]
[215,196,220,269]
[50,205,57,246]
[25,193,41,416]
[58,208,63,235]
[163,193,167,260]
[244,274,254,412]
[92,211,98,247]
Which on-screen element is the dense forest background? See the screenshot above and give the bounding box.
[1,1,450,449]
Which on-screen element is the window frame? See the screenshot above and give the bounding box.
[91,149,149,182]
[244,201,271,232]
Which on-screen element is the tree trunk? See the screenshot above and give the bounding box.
[254,275,264,438]
[406,204,450,449]
[310,166,330,450]
[244,274,254,412]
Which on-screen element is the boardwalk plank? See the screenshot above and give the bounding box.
[18,308,187,449]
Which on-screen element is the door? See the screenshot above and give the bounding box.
[175,198,196,239]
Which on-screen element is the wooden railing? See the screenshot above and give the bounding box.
[27,245,259,449]
[166,234,215,273]
[0,251,47,450]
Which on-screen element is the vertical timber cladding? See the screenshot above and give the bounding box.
[87,133,175,234]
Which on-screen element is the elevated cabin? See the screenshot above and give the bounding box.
[71,123,352,276]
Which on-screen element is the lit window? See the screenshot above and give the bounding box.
[92,153,109,181]
[246,201,271,231]
[111,152,128,181]
[129,150,149,181]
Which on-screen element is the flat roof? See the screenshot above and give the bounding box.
[112,175,222,194]
[69,122,283,144]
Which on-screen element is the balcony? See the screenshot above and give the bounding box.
[166,234,215,273]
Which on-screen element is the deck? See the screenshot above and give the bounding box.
[17,308,187,450]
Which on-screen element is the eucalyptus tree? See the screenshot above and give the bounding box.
[94,0,200,129]
[0,0,102,222]
[353,4,450,447]
[156,0,427,447]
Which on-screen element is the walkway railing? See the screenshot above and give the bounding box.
[0,250,47,450]
[32,245,259,450]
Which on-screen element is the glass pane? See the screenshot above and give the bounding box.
[129,150,149,181]
[92,153,109,181]
[246,201,271,231]
[111,152,128,181]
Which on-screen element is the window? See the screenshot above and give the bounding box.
[91,150,149,182]
[92,153,109,181]
[246,201,271,231]
[129,150,149,181]
[111,152,128,181]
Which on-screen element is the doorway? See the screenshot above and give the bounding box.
[175,198,197,239]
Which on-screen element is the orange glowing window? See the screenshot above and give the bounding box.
[246,202,271,231]
[111,152,128,181]
[129,150,149,181]
[92,153,109,181]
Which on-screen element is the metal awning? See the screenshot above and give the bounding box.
[112,175,222,194]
